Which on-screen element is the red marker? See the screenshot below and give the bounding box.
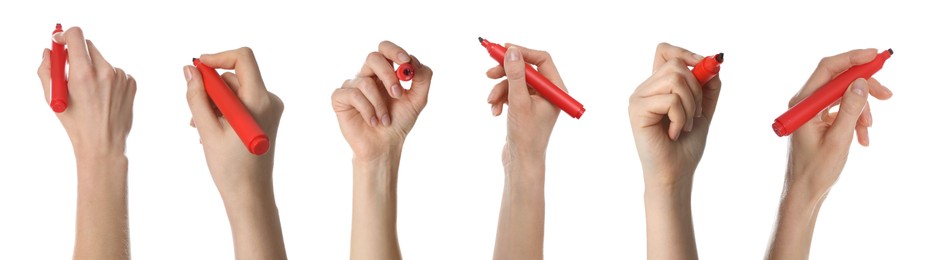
[772,49,893,137]
[192,58,270,155]
[692,53,723,85]
[50,23,68,113]
[478,37,585,119]
[396,63,414,81]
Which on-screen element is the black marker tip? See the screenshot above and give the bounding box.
[715,53,724,62]
[478,37,484,43]
[888,48,893,55]
[192,58,196,62]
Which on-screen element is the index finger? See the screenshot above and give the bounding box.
[199,47,267,95]
[378,40,411,64]
[503,43,565,89]
[653,42,703,73]
[53,27,93,73]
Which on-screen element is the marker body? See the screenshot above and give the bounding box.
[772,49,893,137]
[193,59,270,155]
[479,38,585,119]
[50,23,68,113]
[692,53,723,85]
[396,63,414,81]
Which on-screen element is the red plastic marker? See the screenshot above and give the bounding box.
[772,49,893,137]
[479,37,585,119]
[396,63,414,81]
[692,53,723,85]
[192,58,270,155]
[50,23,68,113]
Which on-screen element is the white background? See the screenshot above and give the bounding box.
[1,0,926,259]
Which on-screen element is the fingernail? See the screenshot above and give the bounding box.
[184,66,192,83]
[693,53,704,61]
[851,79,867,96]
[369,116,378,127]
[685,120,694,132]
[51,32,63,43]
[397,52,411,63]
[696,106,703,118]
[381,114,391,126]
[491,104,499,116]
[391,84,403,98]
[487,92,494,103]
[506,48,520,61]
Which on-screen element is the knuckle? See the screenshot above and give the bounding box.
[237,47,256,60]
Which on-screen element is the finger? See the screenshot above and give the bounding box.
[856,123,870,146]
[408,55,433,108]
[859,101,872,127]
[701,72,723,121]
[867,77,892,100]
[377,40,411,64]
[37,49,52,104]
[85,40,111,71]
[642,61,698,131]
[332,82,378,128]
[359,51,402,98]
[794,49,878,104]
[190,118,196,128]
[489,80,508,116]
[221,72,242,93]
[653,42,703,73]
[184,65,221,134]
[53,26,93,73]
[824,111,838,125]
[199,47,267,96]
[486,65,505,79]
[504,47,530,111]
[826,78,869,147]
[636,94,687,140]
[353,77,391,126]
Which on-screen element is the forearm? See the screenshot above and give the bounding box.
[644,173,697,260]
[494,158,545,260]
[351,151,402,260]
[765,181,825,260]
[220,178,287,260]
[74,154,130,260]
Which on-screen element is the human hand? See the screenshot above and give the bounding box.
[38,26,136,162]
[629,43,722,185]
[784,48,892,198]
[485,44,564,173]
[331,41,432,162]
[184,47,287,259]
[184,47,284,195]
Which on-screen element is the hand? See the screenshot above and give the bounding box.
[184,47,284,194]
[184,47,286,259]
[38,26,136,162]
[766,49,893,260]
[332,41,432,162]
[629,43,722,184]
[38,26,134,260]
[487,45,564,260]
[629,43,720,260]
[785,49,892,196]
[485,44,564,172]
[333,41,432,260]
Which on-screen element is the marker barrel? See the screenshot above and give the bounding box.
[772,49,892,137]
[50,24,68,113]
[480,38,585,119]
[193,59,270,155]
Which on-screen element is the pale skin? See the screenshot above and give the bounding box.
[184,47,287,259]
[37,26,136,259]
[486,45,565,260]
[331,41,432,260]
[765,49,892,260]
[629,43,722,260]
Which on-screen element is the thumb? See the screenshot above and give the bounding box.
[505,47,530,111]
[825,78,869,147]
[185,65,221,135]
